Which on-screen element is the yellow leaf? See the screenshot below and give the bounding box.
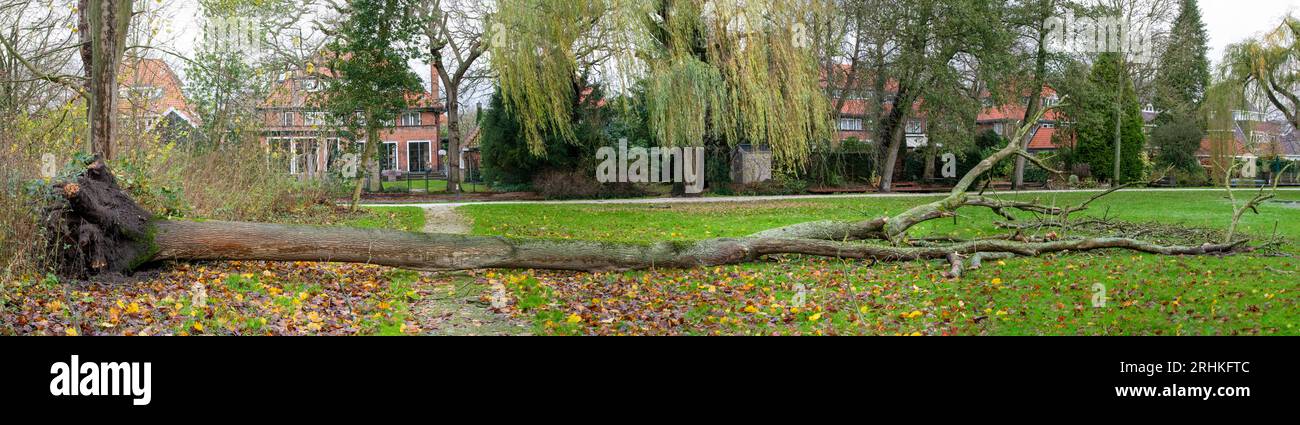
[743,305,759,313]
[566,313,582,323]
[991,278,1003,285]
[65,328,78,336]
[193,322,204,332]
[808,312,822,321]
[859,305,869,314]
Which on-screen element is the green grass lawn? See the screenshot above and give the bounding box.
[381,179,489,193]
[346,206,426,232]
[460,190,1300,335]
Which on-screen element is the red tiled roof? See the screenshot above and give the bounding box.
[117,58,199,124]
[1027,127,1058,150]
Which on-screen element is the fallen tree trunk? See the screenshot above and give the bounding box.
[44,161,1245,276]
[45,108,1261,279]
[145,220,1246,273]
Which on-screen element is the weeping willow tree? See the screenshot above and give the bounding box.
[489,0,833,175]
[1223,15,1300,131]
[1202,81,1247,186]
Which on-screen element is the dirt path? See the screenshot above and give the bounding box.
[421,204,472,234]
[412,205,531,335]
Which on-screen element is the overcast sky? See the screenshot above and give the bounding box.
[155,0,1300,87]
[1202,0,1300,61]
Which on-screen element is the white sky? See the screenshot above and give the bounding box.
[1202,0,1300,62]
[154,0,1300,87]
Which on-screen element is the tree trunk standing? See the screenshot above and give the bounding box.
[923,140,937,181]
[1014,3,1053,191]
[364,111,383,193]
[80,0,133,160]
[1012,156,1026,189]
[877,105,910,193]
[445,85,462,193]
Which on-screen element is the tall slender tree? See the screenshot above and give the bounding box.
[415,0,491,193]
[1152,0,1209,121]
[1068,53,1146,183]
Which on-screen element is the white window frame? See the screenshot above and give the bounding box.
[838,118,863,131]
[407,140,432,173]
[905,119,924,134]
[382,141,399,171]
[303,111,326,126]
[400,111,421,127]
[279,111,295,127]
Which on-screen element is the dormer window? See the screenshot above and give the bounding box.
[399,111,421,127]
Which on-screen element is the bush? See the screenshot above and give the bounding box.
[727,175,809,196]
[531,169,649,200]
[480,87,606,189]
[1170,167,1210,187]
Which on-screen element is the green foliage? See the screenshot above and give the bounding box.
[479,88,607,188]
[322,0,424,142]
[186,49,262,147]
[1153,0,1211,122]
[490,0,833,172]
[1150,113,1204,172]
[1063,53,1146,183]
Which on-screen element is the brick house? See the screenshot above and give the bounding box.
[258,61,444,179]
[117,58,200,142]
[829,75,928,149]
[974,86,1065,153]
[1197,111,1300,164]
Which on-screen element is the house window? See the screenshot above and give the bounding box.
[119,86,163,100]
[279,111,295,127]
[302,78,321,92]
[382,142,398,171]
[408,141,431,172]
[400,111,422,127]
[304,112,326,126]
[905,119,924,134]
[838,118,863,131]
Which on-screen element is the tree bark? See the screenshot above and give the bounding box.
[80,0,133,160]
[445,85,462,193]
[142,220,1242,273]
[364,110,382,193]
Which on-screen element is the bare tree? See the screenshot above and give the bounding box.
[0,0,84,133]
[415,0,492,193]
